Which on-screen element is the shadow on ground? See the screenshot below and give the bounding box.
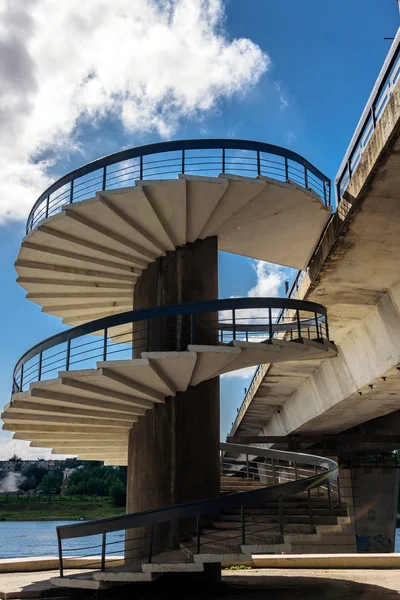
[97,573,400,600]
[9,571,400,600]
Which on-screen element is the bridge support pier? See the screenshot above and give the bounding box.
[339,457,399,553]
[125,237,220,576]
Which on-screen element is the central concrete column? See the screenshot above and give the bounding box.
[126,237,220,564]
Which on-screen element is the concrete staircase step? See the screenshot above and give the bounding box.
[180,541,252,564]
[241,543,292,554]
[213,521,315,534]
[94,569,158,582]
[51,572,113,590]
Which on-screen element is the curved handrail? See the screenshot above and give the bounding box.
[12,297,330,394]
[56,442,338,544]
[26,138,331,234]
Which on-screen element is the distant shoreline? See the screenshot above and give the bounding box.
[0,516,84,521]
[0,497,125,521]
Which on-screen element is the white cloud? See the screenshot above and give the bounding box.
[274,81,289,110]
[286,130,297,146]
[0,438,72,460]
[248,260,286,298]
[0,0,269,223]
[221,365,256,379]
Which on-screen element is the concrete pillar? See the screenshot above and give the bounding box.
[351,463,399,552]
[126,237,220,568]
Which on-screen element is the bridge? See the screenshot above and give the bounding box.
[1,26,400,591]
[230,28,400,554]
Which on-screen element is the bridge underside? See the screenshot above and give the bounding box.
[233,73,400,442]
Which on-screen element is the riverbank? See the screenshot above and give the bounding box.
[0,498,124,520]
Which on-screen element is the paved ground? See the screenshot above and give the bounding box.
[222,569,400,598]
[1,568,400,599]
[0,569,83,599]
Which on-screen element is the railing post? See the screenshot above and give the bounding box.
[371,104,376,129]
[182,149,185,174]
[337,474,341,506]
[257,151,261,175]
[222,148,225,173]
[284,157,289,180]
[232,309,236,341]
[69,179,74,203]
[102,166,107,191]
[20,363,24,392]
[140,155,143,179]
[293,461,298,481]
[246,454,250,478]
[146,320,150,352]
[190,313,195,344]
[57,530,63,578]
[304,165,308,189]
[241,504,246,545]
[307,489,314,528]
[347,158,352,180]
[45,196,50,219]
[148,521,155,563]
[278,496,284,536]
[196,515,201,554]
[103,328,108,361]
[268,307,273,340]
[101,530,106,571]
[38,351,43,381]
[327,480,333,514]
[272,458,276,484]
[323,180,327,206]
[65,339,71,371]
[296,309,301,339]
[314,312,319,339]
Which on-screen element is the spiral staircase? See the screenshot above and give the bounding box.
[1,140,350,588]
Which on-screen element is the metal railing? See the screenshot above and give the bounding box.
[230,270,309,436]
[336,28,400,201]
[11,297,330,395]
[55,442,340,576]
[26,139,331,234]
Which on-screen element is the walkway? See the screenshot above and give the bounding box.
[2,567,400,599]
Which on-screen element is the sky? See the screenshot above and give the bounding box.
[0,0,398,460]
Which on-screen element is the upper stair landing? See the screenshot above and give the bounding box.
[2,297,336,464]
[17,140,331,324]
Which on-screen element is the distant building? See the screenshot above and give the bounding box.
[0,459,67,475]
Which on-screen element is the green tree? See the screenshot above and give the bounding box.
[109,480,126,507]
[22,466,48,489]
[39,474,62,494]
[9,454,22,462]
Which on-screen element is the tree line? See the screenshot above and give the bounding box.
[1,457,127,506]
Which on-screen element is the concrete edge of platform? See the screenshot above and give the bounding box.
[0,556,124,573]
[2,553,400,574]
[249,553,400,569]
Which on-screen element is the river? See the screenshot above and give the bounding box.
[0,521,124,559]
[0,522,399,559]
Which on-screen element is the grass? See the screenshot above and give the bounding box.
[0,496,125,520]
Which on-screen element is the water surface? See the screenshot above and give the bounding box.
[0,521,399,559]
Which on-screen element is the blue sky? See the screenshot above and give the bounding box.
[0,0,397,458]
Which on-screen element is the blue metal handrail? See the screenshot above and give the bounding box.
[55,441,339,577]
[26,138,331,234]
[336,27,400,201]
[11,297,329,395]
